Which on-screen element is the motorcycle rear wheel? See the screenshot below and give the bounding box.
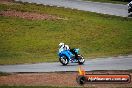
[59,55,69,66]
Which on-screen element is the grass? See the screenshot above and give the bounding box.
[0,2,132,64]
[0,72,10,76]
[83,0,128,4]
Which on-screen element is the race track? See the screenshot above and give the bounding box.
[15,0,130,17]
[0,0,132,73]
[0,55,132,72]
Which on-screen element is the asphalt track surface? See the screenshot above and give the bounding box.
[0,55,132,72]
[15,0,131,17]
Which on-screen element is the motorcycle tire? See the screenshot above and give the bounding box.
[59,55,69,66]
[78,55,85,65]
[128,9,130,13]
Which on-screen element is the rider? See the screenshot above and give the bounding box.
[59,42,70,53]
[58,42,78,59]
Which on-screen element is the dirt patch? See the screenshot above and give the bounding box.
[0,71,132,88]
[0,10,64,20]
[0,72,79,87]
[0,0,14,4]
[0,0,22,5]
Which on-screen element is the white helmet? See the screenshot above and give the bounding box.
[59,42,64,47]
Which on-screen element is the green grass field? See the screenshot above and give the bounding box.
[0,2,132,64]
[0,72,10,76]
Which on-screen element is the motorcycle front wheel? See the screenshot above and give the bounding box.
[78,55,85,65]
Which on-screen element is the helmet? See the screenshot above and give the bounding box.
[59,42,64,47]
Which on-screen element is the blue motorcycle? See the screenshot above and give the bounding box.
[58,48,85,65]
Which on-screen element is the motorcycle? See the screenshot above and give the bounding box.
[58,48,85,65]
[128,1,132,13]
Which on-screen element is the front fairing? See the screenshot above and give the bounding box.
[58,50,73,59]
